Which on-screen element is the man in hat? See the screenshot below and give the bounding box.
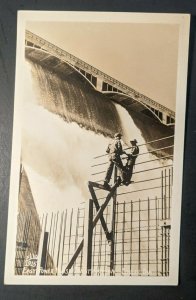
[103,132,127,189]
[123,139,139,185]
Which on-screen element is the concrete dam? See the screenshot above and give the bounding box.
[15,30,174,277]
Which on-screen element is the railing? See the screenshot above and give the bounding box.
[15,197,170,276]
[25,30,175,118]
[15,135,173,277]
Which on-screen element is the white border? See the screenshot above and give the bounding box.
[4,11,190,285]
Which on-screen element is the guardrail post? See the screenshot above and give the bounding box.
[83,198,94,276]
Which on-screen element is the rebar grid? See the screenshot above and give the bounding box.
[15,136,173,276]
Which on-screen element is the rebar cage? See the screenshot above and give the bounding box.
[15,135,173,276]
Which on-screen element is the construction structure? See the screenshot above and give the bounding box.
[15,135,173,277]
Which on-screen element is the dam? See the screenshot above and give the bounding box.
[15,30,174,277]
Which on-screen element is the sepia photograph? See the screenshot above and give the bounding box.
[4,11,190,285]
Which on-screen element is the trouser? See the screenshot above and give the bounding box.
[124,157,136,183]
[104,157,124,183]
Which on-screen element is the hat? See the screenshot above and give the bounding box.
[130,139,137,144]
[114,132,122,138]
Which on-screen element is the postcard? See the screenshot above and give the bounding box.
[4,11,190,285]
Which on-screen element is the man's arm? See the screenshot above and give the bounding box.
[117,141,127,155]
[106,144,110,154]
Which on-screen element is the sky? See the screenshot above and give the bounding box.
[26,21,180,111]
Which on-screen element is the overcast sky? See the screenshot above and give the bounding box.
[27,21,180,111]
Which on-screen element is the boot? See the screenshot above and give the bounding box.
[103,181,111,191]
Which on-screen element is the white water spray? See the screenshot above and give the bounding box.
[22,61,171,215]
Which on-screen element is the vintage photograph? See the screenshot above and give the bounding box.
[4,12,190,285]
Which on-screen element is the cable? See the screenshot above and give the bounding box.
[91,154,173,168]
[92,164,172,177]
[94,135,174,159]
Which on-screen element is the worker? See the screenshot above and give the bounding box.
[103,132,127,189]
[123,139,139,186]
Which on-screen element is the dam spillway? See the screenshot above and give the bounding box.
[14,30,174,277]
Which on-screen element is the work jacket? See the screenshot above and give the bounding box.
[106,139,125,160]
[130,145,139,158]
[127,145,139,165]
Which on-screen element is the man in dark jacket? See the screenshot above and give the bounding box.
[123,139,139,185]
[103,133,127,189]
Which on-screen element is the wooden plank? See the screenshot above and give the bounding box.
[63,182,118,274]
[88,182,111,241]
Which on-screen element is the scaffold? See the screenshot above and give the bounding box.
[15,135,173,277]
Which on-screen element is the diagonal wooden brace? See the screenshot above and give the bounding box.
[63,181,118,275]
[88,181,111,191]
[88,181,112,241]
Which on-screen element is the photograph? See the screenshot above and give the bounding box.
[4,11,190,285]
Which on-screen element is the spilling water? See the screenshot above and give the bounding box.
[16,57,173,276]
[21,60,171,216]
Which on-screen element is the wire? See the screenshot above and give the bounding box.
[94,135,174,159]
[96,184,170,200]
[91,154,173,168]
[92,164,172,177]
